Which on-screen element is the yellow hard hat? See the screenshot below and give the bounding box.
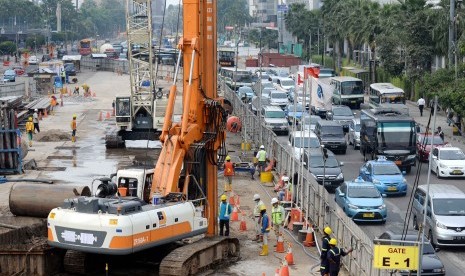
[259,205,266,211]
[329,238,337,246]
[225,155,231,161]
[324,226,332,235]
[73,114,77,118]
[28,117,33,121]
[220,194,227,201]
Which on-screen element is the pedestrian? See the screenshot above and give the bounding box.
[436,126,444,141]
[447,108,454,126]
[248,162,256,180]
[32,109,40,133]
[223,155,235,192]
[327,238,353,276]
[271,197,285,243]
[71,114,77,142]
[320,227,333,276]
[26,117,34,147]
[255,145,268,176]
[259,205,271,256]
[417,96,425,117]
[61,69,66,85]
[218,194,232,236]
[430,99,435,115]
[252,194,265,242]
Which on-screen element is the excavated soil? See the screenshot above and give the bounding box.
[36,129,72,142]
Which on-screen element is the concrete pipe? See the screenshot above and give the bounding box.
[9,184,91,218]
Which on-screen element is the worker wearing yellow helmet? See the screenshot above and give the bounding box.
[218,194,232,236]
[25,117,35,147]
[71,114,77,142]
[223,155,235,192]
[327,238,353,276]
[259,204,271,256]
[320,226,333,276]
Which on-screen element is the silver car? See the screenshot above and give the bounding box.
[348,118,361,149]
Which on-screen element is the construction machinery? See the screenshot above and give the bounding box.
[106,0,160,148]
[47,0,238,274]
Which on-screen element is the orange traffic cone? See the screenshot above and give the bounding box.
[231,206,239,221]
[43,109,48,118]
[229,192,236,206]
[98,112,103,121]
[275,233,285,253]
[106,111,111,119]
[274,268,280,276]
[285,243,294,265]
[235,195,240,206]
[279,260,290,276]
[92,92,96,97]
[239,211,247,231]
[303,226,315,247]
[68,88,71,96]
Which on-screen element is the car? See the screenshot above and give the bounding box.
[299,114,321,132]
[57,49,68,59]
[417,133,447,162]
[275,77,295,92]
[3,69,16,82]
[237,86,255,103]
[359,156,408,196]
[431,146,465,178]
[319,68,337,78]
[12,66,25,76]
[249,96,269,115]
[326,105,355,133]
[377,231,445,276]
[335,178,387,223]
[288,90,310,109]
[288,131,320,160]
[284,104,307,125]
[268,75,280,85]
[348,118,361,149]
[28,55,38,65]
[314,120,347,154]
[269,91,289,109]
[64,63,76,76]
[261,105,289,135]
[302,148,344,192]
[260,87,275,100]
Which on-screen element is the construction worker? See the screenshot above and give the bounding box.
[253,194,265,241]
[33,109,40,133]
[218,194,232,236]
[60,69,66,84]
[320,226,333,276]
[50,96,57,115]
[71,114,77,142]
[327,238,353,276]
[223,155,235,192]
[271,197,285,242]
[25,117,34,147]
[259,205,270,256]
[255,145,267,176]
[74,86,80,95]
[278,176,290,201]
[82,83,90,97]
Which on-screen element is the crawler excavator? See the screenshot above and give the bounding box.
[47,0,239,274]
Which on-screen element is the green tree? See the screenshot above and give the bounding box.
[165,4,183,35]
[217,0,251,34]
[0,41,16,55]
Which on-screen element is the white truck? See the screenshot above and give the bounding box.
[310,77,334,119]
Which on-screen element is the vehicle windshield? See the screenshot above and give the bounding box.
[262,82,274,89]
[116,98,130,116]
[265,111,285,118]
[281,80,294,86]
[302,116,321,125]
[333,107,353,116]
[271,93,287,99]
[378,122,415,147]
[294,137,320,148]
[239,87,253,94]
[373,164,401,175]
[233,73,253,83]
[287,105,304,112]
[4,70,15,75]
[439,150,465,160]
[433,199,465,216]
[381,93,405,104]
[310,156,339,168]
[348,186,380,198]
[419,136,443,145]
[321,126,344,136]
[341,81,364,95]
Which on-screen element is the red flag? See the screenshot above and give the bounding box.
[305,67,320,79]
[297,73,303,85]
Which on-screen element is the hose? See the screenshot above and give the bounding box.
[0,178,53,184]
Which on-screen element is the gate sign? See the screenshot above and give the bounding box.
[277,4,288,12]
[373,245,419,270]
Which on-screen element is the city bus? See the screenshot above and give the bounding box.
[218,48,235,67]
[219,67,254,90]
[368,83,408,113]
[330,76,364,109]
[78,39,93,56]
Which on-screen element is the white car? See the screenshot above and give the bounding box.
[348,118,361,149]
[288,131,320,160]
[28,55,38,65]
[431,146,465,178]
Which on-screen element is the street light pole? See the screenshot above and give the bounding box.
[449,0,456,68]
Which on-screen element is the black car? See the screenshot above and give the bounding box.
[314,120,347,154]
[301,148,344,192]
[326,105,355,133]
[64,63,76,76]
[378,231,445,276]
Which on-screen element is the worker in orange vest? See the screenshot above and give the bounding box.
[50,96,57,115]
[71,114,77,142]
[223,155,235,192]
[25,117,34,147]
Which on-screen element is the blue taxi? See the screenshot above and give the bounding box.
[359,156,408,196]
[335,178,387,223]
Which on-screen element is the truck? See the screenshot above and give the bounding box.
[310,76,333,118]
[359,107,417,173]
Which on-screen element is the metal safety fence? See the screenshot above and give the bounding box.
[221,81,390,276]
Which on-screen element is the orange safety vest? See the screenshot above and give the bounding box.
[224,162,234,176]
[71,120,76,130]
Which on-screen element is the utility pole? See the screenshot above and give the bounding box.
[449,0,456,68]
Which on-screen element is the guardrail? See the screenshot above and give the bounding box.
[221,81,390,276]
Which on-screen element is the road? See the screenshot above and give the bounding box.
[274,114,465,275]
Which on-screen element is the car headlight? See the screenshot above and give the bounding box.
[347,203,359,209]
[439,163,448,169]
[336,173,344,179]
[407,155,416,159]
[378,204,386,210]
[436,221,447,229]
[372,179,381,184]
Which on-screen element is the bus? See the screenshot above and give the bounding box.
[78,39,93,56]
[218,48,235,67]
[368,83,408,114]
[219,67,254,90]
[360,108,417,173]
[330,76,364,109]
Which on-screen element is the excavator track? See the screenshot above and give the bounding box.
[63,250,89,275]
[159,237,240,276]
